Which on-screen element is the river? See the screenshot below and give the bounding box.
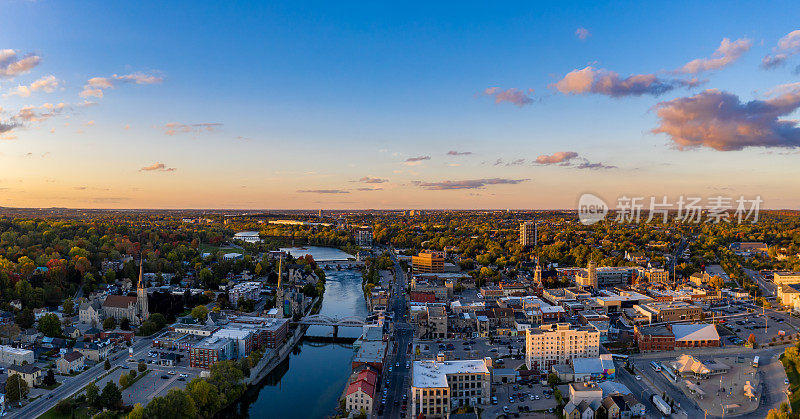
[221,246,368,418]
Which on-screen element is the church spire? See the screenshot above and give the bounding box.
[137,252,149,321]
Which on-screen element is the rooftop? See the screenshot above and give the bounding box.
[412,359,489,388]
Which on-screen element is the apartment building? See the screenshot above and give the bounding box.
[228,281,261,304]
[411,358,491,419]
[520,221,536,247]
[525,323,600,372]
[412,251,445,274]
[774,272,800,286]
[0,345,34,365]
[189,336,236,369]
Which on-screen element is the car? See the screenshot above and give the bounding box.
[548,408,554,413]
[529,395,535,401]
[405,362,410,368]
[395,362,399,367]
[786,379,791,385]
[180,373,188,378]
[534,395,540,400]
[121,365,129,369]
[178,377,186,381]
[168,370,176,375]
[161,375,169,379]
[394,400,399,406]
[635,375,641,381]
[490,348,498,352]
[491,396,498,405]
[503,406,510,414]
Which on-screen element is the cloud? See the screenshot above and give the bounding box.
[652,87,800,151]
[80,72,163,98]
[481,87,534,106]
[0,49,41,78]
[762,30,800,70]
[492,158,526,166]
[413,178,529,190]
[679,37,752,74]
[404,155,430,165]
[535,151,579,164]
[357,176,388,184]
[446,150,472,156]
[4,75,59,97]
[356,187,383,191]
[85,120,95,126]
[575,27,591,40]
[161,122,222,135]
[575,161,617,170]
[553,66,700,97]
[139,162,176,172]
[15,102,68,122]
[0,121,20,135]
[297,189,350,194]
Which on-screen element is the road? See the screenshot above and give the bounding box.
[382,249,412,418]
[10,335,157,418]
[744,268,777,298]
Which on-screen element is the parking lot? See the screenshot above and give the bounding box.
[722,310,798,346]
[482,381,558,418]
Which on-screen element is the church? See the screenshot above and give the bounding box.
[101,259,149,324]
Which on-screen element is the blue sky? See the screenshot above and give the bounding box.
[1,0,799,209]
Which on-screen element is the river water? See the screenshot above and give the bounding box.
[221,246,367,418]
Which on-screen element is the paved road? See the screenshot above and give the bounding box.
[744,268,777,298]
[382,249,411,418]
[10,336,155,418]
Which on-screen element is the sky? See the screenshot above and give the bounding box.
[1,0,800,210]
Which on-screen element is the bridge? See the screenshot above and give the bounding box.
[298,314,366,338]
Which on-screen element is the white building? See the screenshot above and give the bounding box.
[525,323,600,373]
[411,358,492,419]
[229,281,261,304]
[0,345,34,365]
[233,231,262,244]
[520,221,536,247]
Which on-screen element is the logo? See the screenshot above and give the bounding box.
[578,193,608,225]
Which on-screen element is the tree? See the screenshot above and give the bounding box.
[144,389,198,418]
[547,372,559,387]
[208,360,245,404]
[120,318,131,330]
[103,317,117,330]
[38,313,62,337]
[6,373,29,403]
[100,381,122,410]
[16,307,34,329]
[62,297,75,316]
[43,368,56,386]
[191,305,209,321]
[748,333,757,347]
[55,399,73,415]
[187,378,221,416]
[119,373,130,388]
[138,362,147,372]
[104,358,111,370]
[128,403,145,419]
[86,382,100,408]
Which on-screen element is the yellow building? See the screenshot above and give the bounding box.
[525,323,600,373]
[412,251,445,274]
[411,358,492,419]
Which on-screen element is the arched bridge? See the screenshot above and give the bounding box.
[298,314,366,327]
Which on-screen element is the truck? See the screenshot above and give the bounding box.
[651,394,671,416]
[753,356,759,368]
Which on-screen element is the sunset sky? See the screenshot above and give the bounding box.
[1,1,800,209]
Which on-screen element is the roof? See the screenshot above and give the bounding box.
[353,341,387,364]
[62,350,84,362]
[412,359,489,388]
[671,354,710,375]
[9,364,40,374]
[346,379,375,397]
[102,295,137,308]
[572,355,615,375]
[671,324,719,342]
[637,325,674,337]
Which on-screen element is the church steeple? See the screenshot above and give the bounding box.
[137,254,149,321]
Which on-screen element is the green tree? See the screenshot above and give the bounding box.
[104,358,111,370]
[144,389,197,418]
[191,305,209,321]
[38,313,62,337]
[208,360,245,404]
[103,317,117,330]
[138,362,147,372]
[6,374,29,403]
[128,403,145,419]
[547,372,559,387]
[86,382,100,407]
[100,381,122,410]
[186,378,221,416]
[62,297,75,316]
[16,308,34,329]
[43,368,56,386]
[119,373,130,388]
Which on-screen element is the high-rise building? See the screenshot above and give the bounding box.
[411,358,492,419]
[575,261,598,289]
[525,323,600,372]
[412,251,445,273]
[355,226,373,247]
[520,221,536,247]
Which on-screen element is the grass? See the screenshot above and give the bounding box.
[122,369,149,390]
[781,351,800,412]
[40,381,62,390]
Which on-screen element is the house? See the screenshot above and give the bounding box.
[56,351,85,374]
[564,400,598,419]
[73,341,111,361]
[8,364,42,387]
[101,329,134,344]
[63,326,81,339]
[79,300,104,325]
[598,394,625,419]
[84,327,102,340]
[345,368,378,415]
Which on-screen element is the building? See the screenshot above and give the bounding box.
[102,295,138,323]
[520,221,536,247]
[570,354,616,381]
[78,300,103,325]
[774,272,800,286]
[576,265,634,288]
[412,251,445,274]
[73,341,112,361]
[213,328,256,359]
[729,242,768,256]
[189,336,236,369]
[233,231,262,243]
[634,325,675,352]
[345,368,378,415]
[670,323,720,348]
[411,358,491,419]
[525,323,600,372]
[56,351,85,374]
[633,301,702,323]
[636,267,669,283]
[569,382,603,405]
[778,283,800,312]
[575,261,598,289]
[229,281,261,304]
[0,345,34,365]
[8,364,42,387]
[669,354,729,378]
[355,227,373,247]
[352,341,387,373]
